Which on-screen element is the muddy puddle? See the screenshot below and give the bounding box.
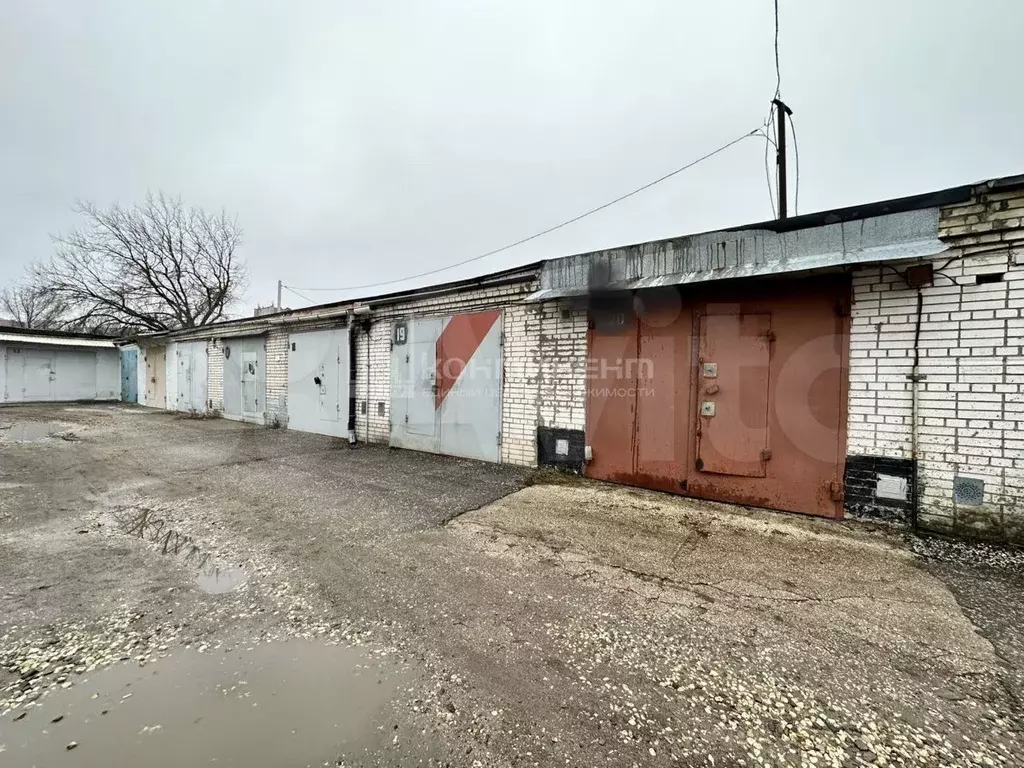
[0,639,400,767]
[196,565,248,594]
[0,422,76,443]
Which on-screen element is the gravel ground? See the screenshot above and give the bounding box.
[0,404,1021,767]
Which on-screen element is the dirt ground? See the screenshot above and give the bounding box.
[0,404,1021,767]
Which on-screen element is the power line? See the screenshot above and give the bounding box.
[282,285,314,304]
[773,0,781,98]
[285,127,762,294]
[763,0,784,218]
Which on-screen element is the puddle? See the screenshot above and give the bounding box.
[196,565,248,594]
[0,422,76,443]
[0,640,400,767]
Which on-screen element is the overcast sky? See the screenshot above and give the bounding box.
[3,1,1023,313]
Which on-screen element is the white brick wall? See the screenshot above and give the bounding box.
[353,320,391,443]
[849,184,1024,539]
[207,340,224,412]
[265,330,289,426]
[501,302,588,466]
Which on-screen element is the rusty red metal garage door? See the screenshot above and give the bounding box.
[585,276,850,518]
[696,312,771,478]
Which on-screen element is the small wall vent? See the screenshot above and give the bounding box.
[953,476,985,506]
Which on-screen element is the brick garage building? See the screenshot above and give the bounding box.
[846,178,1024,540]
[136,174,1024,542]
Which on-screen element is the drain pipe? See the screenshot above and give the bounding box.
[364,321,371,440]
[347,315,358,445]
[908,288,924,533]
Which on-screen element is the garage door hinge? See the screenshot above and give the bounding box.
[404,414,409,423]
[829,481,844,502]
[500,331,505,347]
[496,431,502,445]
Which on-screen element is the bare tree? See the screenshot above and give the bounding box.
[35,193,246,333]
[0,280,69,330]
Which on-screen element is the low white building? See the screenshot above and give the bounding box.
[0,329,120,403]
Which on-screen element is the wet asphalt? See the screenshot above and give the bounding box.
[0,404,1022,767]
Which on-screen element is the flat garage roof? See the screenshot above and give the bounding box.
[0,333,117,349]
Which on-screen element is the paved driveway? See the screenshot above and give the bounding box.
[0,404,1021,767]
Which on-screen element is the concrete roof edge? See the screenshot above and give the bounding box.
[0,325,119,341]
[136,263,541,343]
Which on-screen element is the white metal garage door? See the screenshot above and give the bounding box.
[1,344,120,403]
[222,336,266,423]
[390,310,502,463]
[287,327,350,438]
[22,351,54,400]
[174,341,208,413]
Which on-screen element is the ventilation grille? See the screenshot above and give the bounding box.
[953,476,985,506]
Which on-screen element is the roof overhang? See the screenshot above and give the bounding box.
[135,264,541,344]
[0,333,117,349]
[527,207,946,301]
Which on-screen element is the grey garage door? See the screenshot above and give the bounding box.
[390,310,502,463]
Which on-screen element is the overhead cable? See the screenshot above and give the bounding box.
[285,127,762,294]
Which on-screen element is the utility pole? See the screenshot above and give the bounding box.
[277,279,283,309]
[773,98,793,220]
